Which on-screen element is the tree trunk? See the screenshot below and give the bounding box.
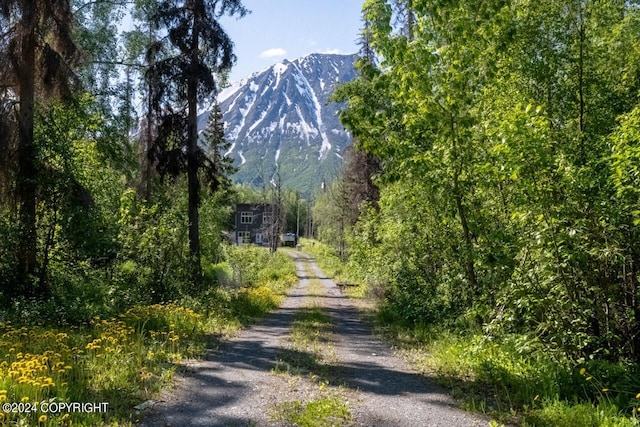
[16,0,40,297]
[454,185,479,297]
[39,191,59,291]
[143,24,156,201]
[450,113,478,298]
[187,13,201,285]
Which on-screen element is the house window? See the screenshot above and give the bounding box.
[262,212,272,225]
[240,211,253,224]
[238,231,251,244]
[255,233,263,244]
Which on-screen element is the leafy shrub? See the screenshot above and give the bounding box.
[223,245,297,290]
[229,285,281,320]
[204,262,233,286]
[120,303,204,339]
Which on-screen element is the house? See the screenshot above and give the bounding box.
[234,203,274,245]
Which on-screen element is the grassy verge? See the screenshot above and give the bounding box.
[0,246,297,426]
[385,326,640,426]
[302,239,640,426]
[298,239,344,280]
[271,397,352,427]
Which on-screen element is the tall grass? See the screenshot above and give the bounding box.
[298,238,367,298]
[383,326,640,426]
[0,245,297,426]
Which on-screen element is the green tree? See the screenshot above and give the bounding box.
[0,0,79,298]
[337,0,640,361]
[202,102,237,194]
[147,0,247,284]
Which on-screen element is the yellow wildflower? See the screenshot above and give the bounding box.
[586,376,592,381]
[579,368,586,375]
[21,396,29,402]
[38,414,47,423]
[602,388,609,392]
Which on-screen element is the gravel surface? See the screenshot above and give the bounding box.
[138,251,489,426]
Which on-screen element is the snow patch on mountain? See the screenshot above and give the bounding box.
[273,61,288,87]
[218,82,242,103]
[248,110,268,134]
[225,142,236,157]
[205,52,358,194]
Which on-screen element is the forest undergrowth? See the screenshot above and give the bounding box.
[304,238,640,427]
[0,246,296,427]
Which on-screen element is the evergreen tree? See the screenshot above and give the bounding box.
[0,0,79,298]
[147,0,247,285]
[358,16,376,66]
[202,102,236,194]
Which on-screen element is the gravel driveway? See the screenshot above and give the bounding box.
[138,251,488,426]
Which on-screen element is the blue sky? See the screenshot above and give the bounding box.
[219,1,364,82]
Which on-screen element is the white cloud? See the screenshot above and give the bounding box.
[259,48,287,58]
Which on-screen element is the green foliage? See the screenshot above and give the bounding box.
[36,94,121,261]
[382,322,640,425]
[223,245,297,291]
[0,1,299,423]
[114,187,190,304]
[323,2,640,422]
[181,246,297,328]
[299,238,346,280]
[526,401,639,427]
[199,189,235,265]
[334,0,640,366]
[204,262,233,286]
[0,244,296,426]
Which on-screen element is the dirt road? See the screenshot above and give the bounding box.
[139,251,488,426]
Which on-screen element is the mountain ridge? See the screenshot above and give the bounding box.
[198,53,358,195]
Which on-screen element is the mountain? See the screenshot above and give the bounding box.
[198,53,358,195]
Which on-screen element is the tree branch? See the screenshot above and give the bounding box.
[72,0,134,17]
[90,60,146,69]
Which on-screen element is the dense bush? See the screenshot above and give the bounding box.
[330,0,640,366]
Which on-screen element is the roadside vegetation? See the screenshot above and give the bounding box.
[306,1,640,426]
[0,2,312,425]
[0,246,296,426]
[305,240,640,426]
